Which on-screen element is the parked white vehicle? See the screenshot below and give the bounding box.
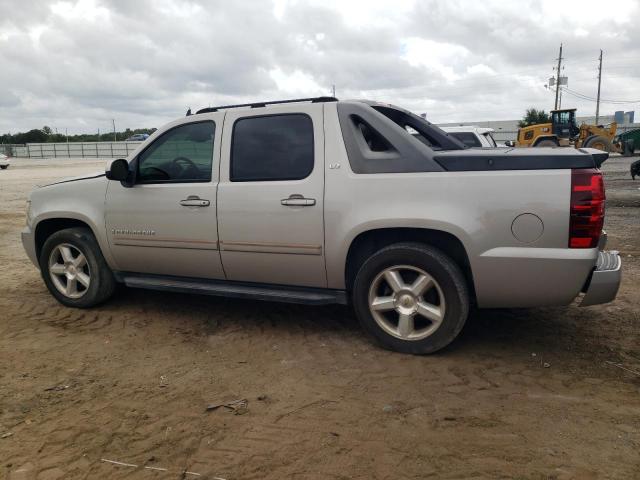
[0,154,10,169]
[440,126,498,148]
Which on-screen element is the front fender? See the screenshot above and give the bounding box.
[27,177,114,268]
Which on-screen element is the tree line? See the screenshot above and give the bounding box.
[1,126,157,144]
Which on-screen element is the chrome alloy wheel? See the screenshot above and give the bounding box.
[368,265,446,341]
[48,243,91,299]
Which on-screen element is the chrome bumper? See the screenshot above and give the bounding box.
[580,250,621,307]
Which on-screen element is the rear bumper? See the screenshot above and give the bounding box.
[580,250,622,306]
[473,247,598,308]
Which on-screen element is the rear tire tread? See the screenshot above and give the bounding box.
[352,242,470,354]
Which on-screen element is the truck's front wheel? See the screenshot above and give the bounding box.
[353,242,469,354]
[40,227,116,308]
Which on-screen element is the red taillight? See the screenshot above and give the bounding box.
[569,168,605,248]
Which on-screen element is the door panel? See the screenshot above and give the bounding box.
[105,117,225,279]
[217,105,326,287]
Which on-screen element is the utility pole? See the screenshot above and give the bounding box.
[112,119,117,142]
[331,84,336,97]
[559,87,563,109]
[554,43,563,110]
[595,49,603,124]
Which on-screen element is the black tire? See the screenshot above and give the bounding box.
[39,227,116,308]
[352,242,469,354]
[631,159,640,180]
[584,135,611,152]
[534,139,558,147]
[0,165,7,169]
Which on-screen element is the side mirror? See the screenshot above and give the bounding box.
[106,159,131,184]
[504,140,515,147]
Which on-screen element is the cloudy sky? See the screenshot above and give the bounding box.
[1,0,639,134]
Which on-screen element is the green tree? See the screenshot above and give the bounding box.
[14,129,48,143]
[518,108,550,128]
[1,126,157,144]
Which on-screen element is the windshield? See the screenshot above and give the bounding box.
[553,111,572,124]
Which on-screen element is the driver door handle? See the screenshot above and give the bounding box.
[180,195,210,207]
[281,194,316,207]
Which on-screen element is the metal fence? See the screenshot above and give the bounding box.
[0,142,141,159]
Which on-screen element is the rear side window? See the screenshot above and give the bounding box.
[231,114,314,181]
[449,132,482,148]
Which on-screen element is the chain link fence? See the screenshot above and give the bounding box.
[0,142,141,158]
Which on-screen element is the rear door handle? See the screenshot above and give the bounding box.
[281,194,316,207]
[180,195,210,207]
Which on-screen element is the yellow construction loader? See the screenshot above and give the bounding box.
[514,108,619,152]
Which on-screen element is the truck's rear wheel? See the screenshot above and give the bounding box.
[40,227,116,308]
[535,139,558,147]
[352,242,469,354]
[584,135,611,152]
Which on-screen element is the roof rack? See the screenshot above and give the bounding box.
[195,96,338,114]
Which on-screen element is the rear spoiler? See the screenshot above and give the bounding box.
[578,149,608,168]
[434,150,601,172]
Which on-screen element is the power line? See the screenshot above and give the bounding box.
[562,87,640,104]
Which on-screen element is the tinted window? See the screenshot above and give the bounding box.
[449,132,481,148]
[231,114,314,181]
[554,111,571,124]
[137,122,215,183]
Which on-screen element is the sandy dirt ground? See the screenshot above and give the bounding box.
[1,156,639,480]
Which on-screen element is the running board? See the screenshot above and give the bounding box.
[117,273,348,306]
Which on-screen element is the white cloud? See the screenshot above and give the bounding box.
[401,37,470,81]
[269,67,326,95]
[0,0,638,133]
[466,64,495,75]
[50,0,109,21]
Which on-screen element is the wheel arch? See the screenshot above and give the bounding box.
[344,227,476,302]
[34,217,98,262]
[581,134,596,148]
[532,135,559,147]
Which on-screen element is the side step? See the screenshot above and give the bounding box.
[117,273,349,306]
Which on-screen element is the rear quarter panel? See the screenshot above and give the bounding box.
[323,104,597,307]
